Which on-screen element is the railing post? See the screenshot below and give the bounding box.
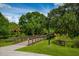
[28,37,30,46]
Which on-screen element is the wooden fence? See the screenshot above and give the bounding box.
[4,34,53,46]
[7,36,28,43]
[27,35,47,46]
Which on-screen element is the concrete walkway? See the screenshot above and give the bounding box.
[0,41,48,56]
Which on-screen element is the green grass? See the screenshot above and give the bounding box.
[0,39,15,47]
[0,38,27,47]
[16,40,79,56]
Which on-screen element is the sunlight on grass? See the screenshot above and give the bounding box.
[16,40,79,56]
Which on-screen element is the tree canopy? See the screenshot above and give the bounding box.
[0,13,9,38]
[19,12,47,35]
[48,3,79,37]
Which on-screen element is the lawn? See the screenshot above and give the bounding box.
[16,40,79,56]
[0,39,15,47]
[0,37,27,47]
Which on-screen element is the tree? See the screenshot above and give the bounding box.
[9,22,20,37]
[48,3,79,37]
[19,12,47,35]
[0,13,9,38]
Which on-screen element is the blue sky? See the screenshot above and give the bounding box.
[0,3,60,23]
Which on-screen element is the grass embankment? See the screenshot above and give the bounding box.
[0,39,15,47]
[0,37,27,47]
[17,40,79,56]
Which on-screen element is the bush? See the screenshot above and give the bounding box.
[74,39,79,48]
[52,35,79,48]
[52,34,73,47]
[66,40,74,48]
[73,36,79,48]
[55,40,66,46]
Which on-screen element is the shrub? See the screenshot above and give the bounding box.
[55,40,66,46]
[52,34,73,47]
[74,39,79,48]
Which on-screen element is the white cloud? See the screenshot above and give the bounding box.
[0,3,11,9]
[0,3,44,23]
[53,3,64,8]
[40,5,50,16]
[0,3,35,14]
[0,3,35,23]
[0,3,60,23]
[2,13,21,23]
[38,3,60,16]
[6,15,20,23]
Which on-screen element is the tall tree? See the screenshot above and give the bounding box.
[19,12,47,35]
[48,3,79,37]
[0,13,9,38]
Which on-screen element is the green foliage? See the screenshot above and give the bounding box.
[48,4,79,37]
[52,35,79,48]
[74,40,79,48]
[19,4,79,38]
[73,36,79,48]
[52,34,73,47]
[0,13,9,38]
[19,12,47,35]
[53,34,71,41]
[9,22,20,37]
[0,13,21,39]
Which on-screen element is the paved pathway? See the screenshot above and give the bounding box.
[0,41,48,56]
